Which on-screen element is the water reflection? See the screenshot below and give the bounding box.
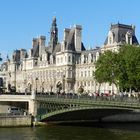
[0,123,140,140]
[0,127,37,140]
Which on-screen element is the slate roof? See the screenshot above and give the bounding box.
[65,28,86,51]
[65,28,75,51]
[53,43,61,54]
[81,48,101,58]
[104,23,139,45]
[45,42,61,55]
[32,45,39,57]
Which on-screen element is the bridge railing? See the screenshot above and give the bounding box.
[36,93,140,121]
[0,92,31,95]
[36,92,140,105]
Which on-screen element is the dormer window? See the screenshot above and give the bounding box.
[108,31,114,45]
[96,52,99,61]
[109,37,112,44]
[68,56,71,62]
[126,31,132,45]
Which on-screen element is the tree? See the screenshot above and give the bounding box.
[95,51,120,92]
[119,45,140,92]
[95,45,140,93]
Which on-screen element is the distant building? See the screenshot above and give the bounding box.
[0,18,139,94]
[0,62,7,92]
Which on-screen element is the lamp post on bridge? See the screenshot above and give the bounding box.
[62,75,65,93]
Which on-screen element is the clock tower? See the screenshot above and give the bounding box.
[50,17,58,51]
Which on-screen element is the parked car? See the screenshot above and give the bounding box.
[8,107,22,115]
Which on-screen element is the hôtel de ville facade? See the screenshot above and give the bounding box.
[0,17,139,94]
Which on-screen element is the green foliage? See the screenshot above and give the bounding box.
[95,45,140,92]
[119,45,140,91]
[95,51,119,86]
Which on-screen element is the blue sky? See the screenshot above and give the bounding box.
[0,0,140,60]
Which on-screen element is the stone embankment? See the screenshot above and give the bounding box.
[0,115,33,127]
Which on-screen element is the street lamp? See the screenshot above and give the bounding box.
[63,75,65,92]
[35,78,38,93]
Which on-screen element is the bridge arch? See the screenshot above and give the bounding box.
[38,107,133,123]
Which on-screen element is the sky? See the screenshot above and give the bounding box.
[0,0,140,60]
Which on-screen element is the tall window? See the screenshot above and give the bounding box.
[72,56,75,63]
[77,82,79,87]
[81,71,83,77]
[88,81,90,86]
[46,70,48,78]
[128,36,131,44]
[85,71,87,77]
[61,57,63,63]
[88,71,90,77]
[57,58,59,64]
[84,81,86,86]
[77,70,79,77]
[68,56,71,62]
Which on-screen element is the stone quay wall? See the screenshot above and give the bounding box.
[0,115,33,127]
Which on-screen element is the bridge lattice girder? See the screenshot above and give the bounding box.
[36,96,140,122]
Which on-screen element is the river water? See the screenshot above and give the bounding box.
[0,123,140,140]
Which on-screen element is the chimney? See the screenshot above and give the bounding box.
[32,38,39,48]
[74,25,82,51]
[64,28,70,41]
[132,25,135,35]
[20,49,27,59]
[39,36,46,46]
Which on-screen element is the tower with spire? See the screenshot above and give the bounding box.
[50,16,58,50]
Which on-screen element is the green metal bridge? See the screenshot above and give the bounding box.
[36,94,140,123]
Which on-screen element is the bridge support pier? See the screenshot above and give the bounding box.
[28,90,38,116]
[28,100,38,116]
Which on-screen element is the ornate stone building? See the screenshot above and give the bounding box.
[102,23,139,52]
[0,18,139,94]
